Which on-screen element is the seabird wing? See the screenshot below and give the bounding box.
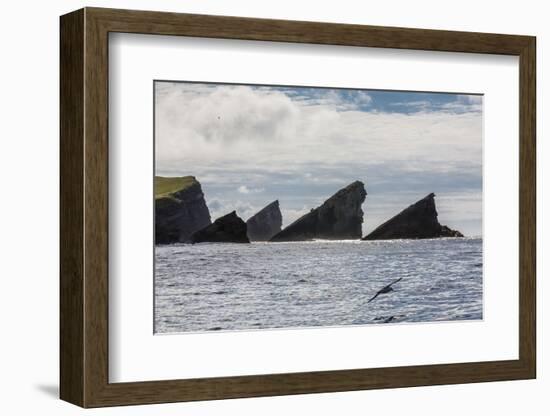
[388,277,403,287]
[367,292,380,303]
[367,278,403,304]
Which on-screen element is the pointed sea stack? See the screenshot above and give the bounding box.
[191,211,250,243]
[246,200,283,241]
[270,181,367,242]
[362,193,464,240]
[155,176,211,244]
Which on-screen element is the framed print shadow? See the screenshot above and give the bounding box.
[60,7,536,408]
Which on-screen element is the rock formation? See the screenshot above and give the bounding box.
[362,193,464,240]
[191,211,250,244]
[155,176,211,244]
[270,181,367,242]
[246,200,283,241]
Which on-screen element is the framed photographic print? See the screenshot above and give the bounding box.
[60,7,536,408]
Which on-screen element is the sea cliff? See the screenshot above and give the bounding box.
[246,200,283,241]
[270,181,367,242]
[155,176,211,244]
[363,193,463,240]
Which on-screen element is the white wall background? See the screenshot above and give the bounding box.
[0,0,545,414]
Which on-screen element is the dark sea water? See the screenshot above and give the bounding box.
[154,238,482,334]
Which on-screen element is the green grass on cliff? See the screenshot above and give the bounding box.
[155,176,197,199]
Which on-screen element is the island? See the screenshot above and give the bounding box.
[191,211,250,243]
[362,193,464,240]
[246,200,283,241]
[270,181,367,242]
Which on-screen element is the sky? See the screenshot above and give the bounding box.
[155,81,483,237]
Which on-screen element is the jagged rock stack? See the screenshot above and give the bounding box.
[363,193,463,240]
[155,175,464,245]
[246,200,282,241]
[191,211,250,244]
[155,176,211,244]
[270,181,367,242]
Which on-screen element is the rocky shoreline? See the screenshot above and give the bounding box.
[155,176,464,244]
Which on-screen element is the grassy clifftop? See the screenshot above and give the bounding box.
[155,176,198,199]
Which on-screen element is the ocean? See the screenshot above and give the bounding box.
[154,238,482,334]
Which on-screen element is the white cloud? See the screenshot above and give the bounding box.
[237,185,264,194]
[155,82,483,235]
[390,100,431,108]
[155,84,300,164]
[281,205,310,227]
[440,96,482,113]
[388,95,482,114]
[205,198,260,223]
[156,84,481,177]
[289,88,372,110]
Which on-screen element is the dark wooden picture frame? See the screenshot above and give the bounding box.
[60,7,536,408]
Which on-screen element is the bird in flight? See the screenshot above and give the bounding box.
[367,278,403,303]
